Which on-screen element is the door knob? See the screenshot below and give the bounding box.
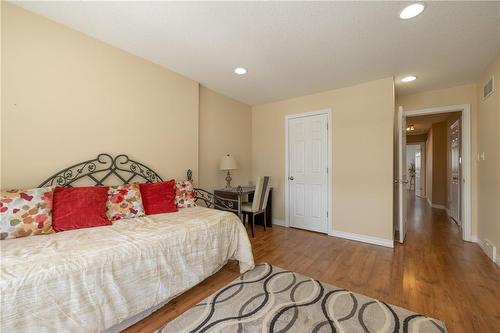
[288,176,294,181]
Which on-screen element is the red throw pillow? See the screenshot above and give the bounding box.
[52,186,111,232]
[139,180,178,215]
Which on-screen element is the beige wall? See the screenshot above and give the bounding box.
[1,3,200,188]
[430,122,447,206]
[1,4,259,191]
[476,55,500,256]
[425,130,433,203]
[198,86,252,191]
[252,77,395,241]
[397,84,479,235]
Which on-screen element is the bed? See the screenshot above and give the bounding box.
[0,154,255,333]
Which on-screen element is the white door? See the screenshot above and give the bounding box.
[395,107,408,243]
[287,113,328,233]
[448,120,461,225]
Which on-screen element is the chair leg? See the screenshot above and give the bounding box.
[263,210,267,231]
[251,214,255,238]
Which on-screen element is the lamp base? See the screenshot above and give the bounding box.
[225,170,233,189]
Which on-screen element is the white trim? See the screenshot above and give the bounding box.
[272,219,286,227]
[404,104,472,242]
[426,197,445,210]
[329,230,394,248]
[284,108,333,235]
[431,203,446,210]
[396,107,406,243]
[474,237,499,267]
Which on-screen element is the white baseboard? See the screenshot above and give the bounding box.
[272,219,286,227]
[329,230,394,248]
[432,203,446,210]
[474,237,499,267]
[426,198,446,210]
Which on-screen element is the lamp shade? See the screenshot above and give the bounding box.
[219,154,238,170]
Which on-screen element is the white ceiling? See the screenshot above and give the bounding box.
[13,1,500,105]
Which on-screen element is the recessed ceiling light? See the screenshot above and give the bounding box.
[234,67,247,75]
[401,75,417,83]
[400,3,426,20]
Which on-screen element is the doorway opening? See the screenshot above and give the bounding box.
[395,104,472,243]
[406,143,424,198]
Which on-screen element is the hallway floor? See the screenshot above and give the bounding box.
[125,196,500,333]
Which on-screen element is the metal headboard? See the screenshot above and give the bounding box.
[38,153,163,187]
[38,154,243,219]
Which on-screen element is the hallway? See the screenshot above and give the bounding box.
[125,195,500,333]
[399,194,500,332]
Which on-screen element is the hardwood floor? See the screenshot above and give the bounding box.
[124,196,500,332]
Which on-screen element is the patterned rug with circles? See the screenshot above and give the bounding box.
[158,264,446,333]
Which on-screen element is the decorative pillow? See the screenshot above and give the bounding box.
[139,180,178,215]
[52,186,111,232]
[0,187,54,240]
[106,183,145,221]
[175,180,196,208]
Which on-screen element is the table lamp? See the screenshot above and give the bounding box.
[219,154,238,188]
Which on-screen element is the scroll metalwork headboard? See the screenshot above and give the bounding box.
[38,153,163,187]
[186,169,243,217]
[38,153,243,219]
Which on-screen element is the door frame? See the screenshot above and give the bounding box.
[403,104,472,242]
[284,108,333,234]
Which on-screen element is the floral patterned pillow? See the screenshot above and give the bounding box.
[106,183,145,221]
[176,180,196,208]
[0,187,55,240]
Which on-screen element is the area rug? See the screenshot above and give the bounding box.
[158,264,446,333]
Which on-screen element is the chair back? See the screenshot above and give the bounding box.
[252,176,271,212]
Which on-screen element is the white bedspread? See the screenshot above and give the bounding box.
[0,207,254,333]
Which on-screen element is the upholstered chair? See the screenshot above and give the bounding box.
[242,176,271,237]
